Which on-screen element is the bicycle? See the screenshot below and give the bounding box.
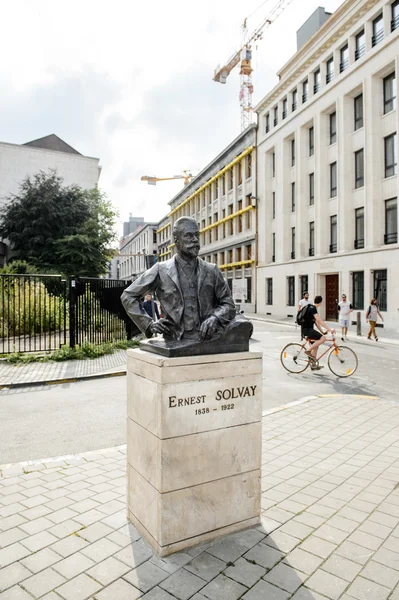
[280,333,358,377]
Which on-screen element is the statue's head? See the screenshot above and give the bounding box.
[173,217,200,260]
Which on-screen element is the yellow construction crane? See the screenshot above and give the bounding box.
[141,170,193,186]
[214,0,295,131]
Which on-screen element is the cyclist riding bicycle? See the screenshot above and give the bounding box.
[301,295,335,370]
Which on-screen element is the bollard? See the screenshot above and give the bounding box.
[357,311,362,336]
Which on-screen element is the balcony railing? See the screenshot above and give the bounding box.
[309,248,315,257]
[372,29,384,47]
[291,251,296,259]
[354,238,364,249]
[326,72,334,84]
[292,102,297,111]
[282,111,287,120]
[329,243,337,253]
[274,118,278,126]
[355,45,365,60]
[313,83,320,94]
[339,58,349,73]
[302,93,308,103]
[266,125,270,133]
[384,232,398,244]
[272,255,275,263]
[392,14,399,31]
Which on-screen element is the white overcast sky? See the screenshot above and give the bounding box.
[1,0,344,237]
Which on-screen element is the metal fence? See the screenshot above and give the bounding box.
[0,273,134,354]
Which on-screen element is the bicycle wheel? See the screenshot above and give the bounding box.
[328,345,358,377]
[280,343,310,373]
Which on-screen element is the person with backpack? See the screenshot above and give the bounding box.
[366,298,384,341]
[297,295,335,371]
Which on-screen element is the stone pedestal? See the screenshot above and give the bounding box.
[126,348,263,556]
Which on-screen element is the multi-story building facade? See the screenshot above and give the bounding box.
[159,125,257,311]
[118,222,158,280]
[256,0,399,325]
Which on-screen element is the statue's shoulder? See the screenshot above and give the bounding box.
[198,258,219,273]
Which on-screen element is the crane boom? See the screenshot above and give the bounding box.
[141,171,193,186]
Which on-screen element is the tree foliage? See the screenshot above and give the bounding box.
[0,171,117,276]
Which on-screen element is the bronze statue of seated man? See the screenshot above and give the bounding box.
[121,216,253,357]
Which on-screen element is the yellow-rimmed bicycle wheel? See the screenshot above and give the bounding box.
[280,343,310,374]
[328,345,358,377]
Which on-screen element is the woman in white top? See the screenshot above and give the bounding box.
[365,298,384,341]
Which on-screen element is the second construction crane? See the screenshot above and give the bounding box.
[141,170,193,186]
[214,0,295,131]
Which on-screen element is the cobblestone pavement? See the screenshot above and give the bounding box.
[2,395,399,599]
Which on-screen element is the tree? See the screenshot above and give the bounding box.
[0,171,118,276]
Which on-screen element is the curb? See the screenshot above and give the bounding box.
[261,393,380,417]
[0,369,127,391]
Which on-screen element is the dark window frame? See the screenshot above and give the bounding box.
[355,207,364,249]
[291,227,296,259]
[309,126,314,156]
[291,182,296,213]
[340,44,349,73]
[330,215,337,253]
[302,80,309,103]
[330,162,337,197]
[273,105,278,127]
[314,69,321,94]
[392,0,399,31]
[384,72,396,114]
[272,232,275,263]
[355,30,365,60]
[352,271,364,310]
[282,97,288,120]
[330,111,337,144]
[272,152,276,178]
[309,172,315,206]
[292,89,298,111]
[384,133,397,178]
[385,197,398,244]
[354,93,363,130]
[266,278,273,305]
[309,221,315,256]
[372,13,384,47]
[374,269,387,312]
[287,276,295,306]
[265,113,270,133]
[291,139,295,167]
[355,148,364,189]
[326,57,334,83]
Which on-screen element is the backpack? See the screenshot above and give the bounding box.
[296,304,310,326]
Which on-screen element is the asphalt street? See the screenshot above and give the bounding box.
[1,320,398,464]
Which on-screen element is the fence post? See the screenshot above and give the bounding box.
[356,311,362,336]
[69,278,77,348]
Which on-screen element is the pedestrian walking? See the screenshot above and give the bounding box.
[366,298,384,341]
[142,293,160,319]
[338,294,353,341]
[297,291,310,311]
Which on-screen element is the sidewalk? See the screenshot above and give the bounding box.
[2,394,399,599]
[0,351,127,389]
[252,312,399,346]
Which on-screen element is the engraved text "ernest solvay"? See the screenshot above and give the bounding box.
[215,385,257,401]
[169,395,206,408]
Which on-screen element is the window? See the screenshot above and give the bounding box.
[384,73,396,114]
[282,97,288,119]
[372,14,384,47]
[355,149,364,188]
[340,44,349,73]
[291,139,295,166]
[215,179,219,199]
[291,182,296,212]
[266,278,273,305]
[329,111,337,144]
[309,221,315,256]
[301,275,308,298]
[355,30,365,60]
[352,271,364,310]
[272,152,276,177]
[272,233,275,262]
[228,205,233,235]
[245,244,252,260]
[272,191,276,219]
[326,57,334,83]
[309,126,314,156]
[236,247,242,262]
[393,0,399,32]
[228,168,233,190]
[222,175,226,196]
[246,153,252,178]
[354,93,363,130]
[330,162,337,197]
[385,198,398,244]
[237,161,242,186]
[330,215,337,253]
[374,269,387,311]
[291,227,295,259]
[245,195,252,229]
[287,276,295,306]
[309,173,315,205]
[314,69,321,94]
[355,207,364,249]
[302,80,308,103]
[384,133,397,177]
[265,113,270,133]
[238,200,243,233]
[292,89,298,111]
[273,105,278,126]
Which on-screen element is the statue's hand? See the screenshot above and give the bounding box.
[199,316,219,341]
[148,319,174,337]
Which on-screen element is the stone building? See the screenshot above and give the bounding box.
[255,0,399,325]
[158,125,257,312]
[118,223,158,280]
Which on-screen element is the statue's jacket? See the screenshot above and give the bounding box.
[121,256,236,341]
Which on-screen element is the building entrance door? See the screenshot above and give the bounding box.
[325,274,339,321]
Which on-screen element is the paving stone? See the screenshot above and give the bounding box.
[20,530,58,552]
[124,561,170,592]
[0,563,32,592]
[244,542,284,569]
[347,530,383,551]
[314,524,349,545]
[56,573,102,600]
[20,547,61,574]
[47,519,83,539]
[263,530,300,553]
[0,543,30,568]
[0,585,34,599]
[263,562,307,593]
[345,576,391,600]
[76,522,113,543]
[100,511,128,530]
[87,556,130,585]
[283,548,323,575]
[206,538,248,563]
[0,528,27,548]
[322,554,362,582]
[291,587,336,600]
[80,537,120,563]
[22,567,66,598]
[74,509,105,527]
[52,551,95,579]
[159,568,206,600]
[299,535,337,559]
[294,512,326,529]
[336,541,375,565]
[279,520,314,540]
[93,577,140,598]
[184,552,225,581]
[0,515,27,532]
[141,588,178,600]
[51,535,89,557]
[115,540,153,569]
[306,568,349,599]
[361,560,399,588]
[242,579,290,600]
[224,557,266,587]
[198,573,246,600]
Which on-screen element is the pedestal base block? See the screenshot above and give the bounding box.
[126,348,263,556]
